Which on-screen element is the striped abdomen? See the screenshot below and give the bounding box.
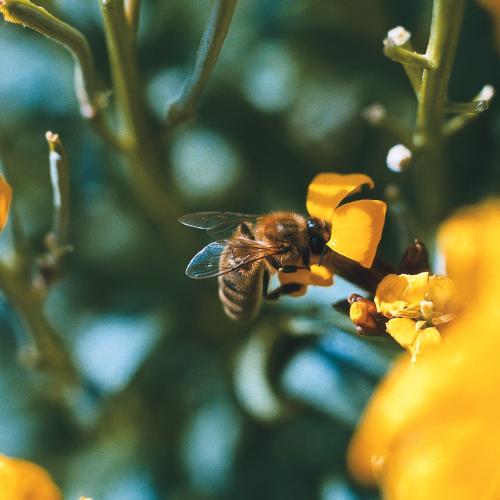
[218,258,264,321]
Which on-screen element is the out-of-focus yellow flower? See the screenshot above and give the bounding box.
[373,272,459,361]
[0,0,23,25]
[0,175,12,231]
[0,454,62,500]
[348,200,500,500]
[307,173,386,268]
[278,264,333,297]
[477,0,500,52]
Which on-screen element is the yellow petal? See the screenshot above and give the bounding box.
[0,454,62,500]
[437,200,500,311]
[0,175,12,231]
[327,199,386,268]
[375,272,429,317]
[306,173,375,221]
[382,418,500,500]
[347,356,419,486]
[307,264,334,286]
[350,301,369,324]
[350,300,379,331]
[375,274,411,316]
[427,275,459,316]
[278,270,308,296]
[278,268,310,287]
[410,327,441,362]
[386,318,419,349]
[277,265,333,297]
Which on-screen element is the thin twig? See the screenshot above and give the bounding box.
[384,44,433,70]
[383,27,422,96]
[0,260,79,387]
[45,132,70,249]
[444,84,496,135]
[1,0,97,117]
[165,0,238,131]
[0,0,122,150]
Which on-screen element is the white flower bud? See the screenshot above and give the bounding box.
[362,103,386,125]
[478,84,495,102]
[386,26,411,47]
[386,144,412,172]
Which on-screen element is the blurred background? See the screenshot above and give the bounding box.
[0,0,499,498]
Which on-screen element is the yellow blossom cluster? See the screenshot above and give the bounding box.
[375,271,458,361]
[348,200,500,500]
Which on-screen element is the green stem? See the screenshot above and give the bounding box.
[0,261,79,387]
[412,0,466,224]
[165,0,238,130]
[99,0,178,238]
[124,0,141,36]
[415,0,466,146]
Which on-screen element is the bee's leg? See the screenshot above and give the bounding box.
[265,283,304,301]
[262,267,305,300]
[266,256,309,273]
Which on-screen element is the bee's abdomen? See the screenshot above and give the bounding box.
[218,265,263,321]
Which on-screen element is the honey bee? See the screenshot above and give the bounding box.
[179,211,331,321]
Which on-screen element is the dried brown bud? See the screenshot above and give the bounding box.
[398,239,430,274]
[348,294,387,336]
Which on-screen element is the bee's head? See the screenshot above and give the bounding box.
[306,217,331,255]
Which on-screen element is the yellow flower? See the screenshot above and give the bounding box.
[0,174,12,231]
[277,172,384,296]
[348,200,500,499]
[477,0,500,52]
[306,173,386,268]
[0,454,62,500]
[278,264,333,297]
[372,272,459,361]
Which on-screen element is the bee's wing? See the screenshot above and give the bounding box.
[179,212,259,239]
[186,238,281,279]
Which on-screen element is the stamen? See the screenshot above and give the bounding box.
[420,300,434,321]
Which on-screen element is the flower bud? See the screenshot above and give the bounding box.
[387,144,412,172]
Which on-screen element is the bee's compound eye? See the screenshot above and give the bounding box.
[310,235,321,248]
[307,217,328,254]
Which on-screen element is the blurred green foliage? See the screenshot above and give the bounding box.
[0,0,498,498]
